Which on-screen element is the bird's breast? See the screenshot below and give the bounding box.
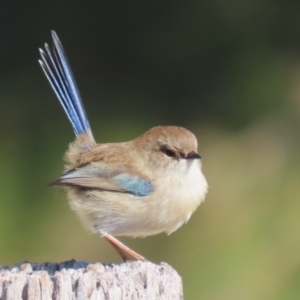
[64,160,207,238]
[151,160,208,235]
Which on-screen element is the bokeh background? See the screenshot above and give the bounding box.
[1,1,300,299]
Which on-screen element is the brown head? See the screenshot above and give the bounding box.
[131,126,202,174]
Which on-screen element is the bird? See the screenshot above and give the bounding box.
[38,31,208,261]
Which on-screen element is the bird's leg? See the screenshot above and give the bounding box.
[103,234,146,261]
[104,235,130,261]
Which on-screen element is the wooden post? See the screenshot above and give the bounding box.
[0,260,183,300]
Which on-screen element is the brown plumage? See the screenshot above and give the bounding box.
[39,31,208,261]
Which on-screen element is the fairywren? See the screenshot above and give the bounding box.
[38,31,208,261]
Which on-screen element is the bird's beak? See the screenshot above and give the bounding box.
[185,152,201,160]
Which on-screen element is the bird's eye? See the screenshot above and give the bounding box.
[161,147,177,158]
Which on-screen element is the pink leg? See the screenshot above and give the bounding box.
[104,234,146,261]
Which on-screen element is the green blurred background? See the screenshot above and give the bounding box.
[1,1,300,299]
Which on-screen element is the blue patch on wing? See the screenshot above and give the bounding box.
[112,173,154,196]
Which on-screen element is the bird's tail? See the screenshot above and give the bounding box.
[39,31,95,144]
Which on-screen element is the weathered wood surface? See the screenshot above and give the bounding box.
[0,260,183,300]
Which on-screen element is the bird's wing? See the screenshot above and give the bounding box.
[51,163,154,197]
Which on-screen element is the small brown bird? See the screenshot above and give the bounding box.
[39,31,208,261]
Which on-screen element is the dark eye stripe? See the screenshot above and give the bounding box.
[160,145,177,158]
[164,149,176,157]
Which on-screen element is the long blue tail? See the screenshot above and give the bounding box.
[39,31,92,137]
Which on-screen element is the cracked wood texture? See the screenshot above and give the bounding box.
[0,260,183,300]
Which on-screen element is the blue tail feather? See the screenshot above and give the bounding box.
[39,31,91,137]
